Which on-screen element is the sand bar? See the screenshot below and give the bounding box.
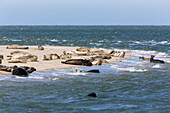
[0,45,131,75]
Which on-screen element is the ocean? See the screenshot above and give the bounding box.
[0,26,169,112]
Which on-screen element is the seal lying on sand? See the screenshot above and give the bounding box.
[150,55,165,64]
[12,65,29,77]
[6,45,29,49]
[61,59,92,66]
[60,51,72,59]
[0,55,4,59]
[20,66,36,73]
[38,45,44,50]
[76,47,91,52]
[0,65,12,72]
[110,51,125,58]
[42,54,60,60]
[8,53,38,63]
[10,51,29,56]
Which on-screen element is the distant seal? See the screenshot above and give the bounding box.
[139,55,155,60]
[61,59,92,66]
[76,47,91,52]
[20,66,36,73]
[87,69,100,73]
[0,55,4,59]
[60,51,72,60]
[150,55,165,64]
[73,69,100,73]
[6,45,29,49]
[12,65,29,77]
[38,45,44,50]
[87,92,97,97]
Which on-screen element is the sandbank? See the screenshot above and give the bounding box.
[0,45,132,75]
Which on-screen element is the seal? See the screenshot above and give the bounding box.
[42,54,52,60]
[12,65,29,77]
[150,55,165,64]
[87,92,97,97]
[0,55,4,59]
[87,69,100,73]
[0,65,12,72]
[139,55,155,60]
[60,51,72,59]
[38,45,44,50]
[61,59,92,66]
[6,45,29,49]
[73,69,100,73]
[76,47,91,52]
[20,66,36,73]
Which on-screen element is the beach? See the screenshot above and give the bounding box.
[0,45,131,75]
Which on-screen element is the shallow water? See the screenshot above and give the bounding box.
[0,26,170,112]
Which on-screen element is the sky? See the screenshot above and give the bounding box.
[0,0,170,25]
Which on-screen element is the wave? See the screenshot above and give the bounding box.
[130,40,170,45]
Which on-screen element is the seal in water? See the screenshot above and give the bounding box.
[150,55,165,64]
[12,65,29,77]
[73,69,100,73]
[87,69,100,73]
[87,92,97,97]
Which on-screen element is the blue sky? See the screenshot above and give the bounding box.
[0,0,170,25]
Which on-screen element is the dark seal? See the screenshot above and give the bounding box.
[87,69,100,73]
[150,55,165,64]
[12,65,29,77]
[61,59,92,66]
[87,92,97,97]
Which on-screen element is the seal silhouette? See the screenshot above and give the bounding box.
[150,55,165,64]
[12,65,29,77]
[87,92,97,97]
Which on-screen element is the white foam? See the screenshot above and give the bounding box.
[152,64,162,68]
[50,39,59,42]
[28,76,47,80]
[66,72,88,76]
[117,67,148,72]
[134,40,166,45]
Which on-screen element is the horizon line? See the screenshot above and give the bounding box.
[0,24,170,26]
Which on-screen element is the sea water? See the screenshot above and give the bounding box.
[0,26,169,112]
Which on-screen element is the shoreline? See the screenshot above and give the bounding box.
[0,45,132,75]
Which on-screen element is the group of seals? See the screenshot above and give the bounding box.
[42,54,60,60]
[73,47,126,58]
[7,51,38,63]
[0,65,36,77]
